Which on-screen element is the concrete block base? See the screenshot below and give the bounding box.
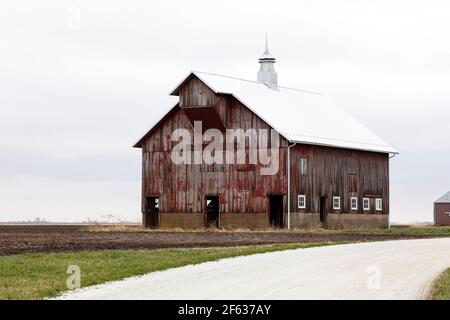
[289,213,322,229]
[159,213,204,229]
[148,212,389,230]
[220,212,269,230]
[327,213,389,229]
[157,212,270,230]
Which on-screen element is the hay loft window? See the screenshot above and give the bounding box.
[298,195,306,209]
[333,196,341,210]
[363,198,370,211]
[351,197,358,210]
[300,158,307,175]
[347,173,357,193]
[375,198,383,211]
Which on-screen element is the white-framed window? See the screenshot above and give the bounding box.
[363,198,370,211]
[333,196,341,210]
[351,197,358,210]
[375,198,382,211]
[298,195,306,209]
[300,158,307,175]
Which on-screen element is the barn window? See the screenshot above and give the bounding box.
[300,158,307,175]
[363,198,370,211]
[333,196,341,210]
[351,197,358,210]
[375,198,382,211]
[298,195,306,209]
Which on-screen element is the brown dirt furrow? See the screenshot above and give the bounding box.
[0,225,448,256]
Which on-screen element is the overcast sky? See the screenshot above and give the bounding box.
[1,0,449,223]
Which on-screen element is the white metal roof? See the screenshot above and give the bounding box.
[435,191,450,203]
[173,71,398,154]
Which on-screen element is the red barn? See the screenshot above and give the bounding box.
[434,191,450,226]
[134,41,398,229]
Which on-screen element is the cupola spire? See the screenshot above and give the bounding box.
[257,33,278,89]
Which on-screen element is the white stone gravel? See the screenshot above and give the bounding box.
[55,238,450,300]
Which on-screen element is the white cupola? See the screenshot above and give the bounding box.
[257,34,278,89]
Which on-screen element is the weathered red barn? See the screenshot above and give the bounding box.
[134,41,398,229]
[434,191,450,226]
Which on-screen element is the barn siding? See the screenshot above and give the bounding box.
[289,144,390,217]
[435,203,450,226]
[141,77,288,223]
[179,77,217,108]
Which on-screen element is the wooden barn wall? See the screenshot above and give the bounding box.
[289,144,390,215]
[435,203,450,226]
[179,77,217,107]
[141,76,288,215]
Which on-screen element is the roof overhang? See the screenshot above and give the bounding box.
[133,103,179,148]
[137,71,399,155]
[170,72,198,96]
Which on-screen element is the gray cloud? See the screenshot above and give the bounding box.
[1,0,449,222]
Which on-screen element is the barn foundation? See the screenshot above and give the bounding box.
[155,212,389,230]
[326,213,388,229]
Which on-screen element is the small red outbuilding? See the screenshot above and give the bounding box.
[434,191,450,226]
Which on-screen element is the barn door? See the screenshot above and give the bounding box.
[319,196,328,227]
[145,196,159,228]
[269,195,283,228]
[205,196,219,228]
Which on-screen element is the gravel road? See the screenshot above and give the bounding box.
[56,238,450,300]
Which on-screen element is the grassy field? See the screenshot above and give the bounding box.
[0,242,337,300]
[431,268,450,300]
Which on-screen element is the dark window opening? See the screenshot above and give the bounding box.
[320,196,328,227]
[144,196,159,228]
[269,195,283,228]
[205,196,219,228]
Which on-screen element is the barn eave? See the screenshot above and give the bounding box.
[133,103,180,148]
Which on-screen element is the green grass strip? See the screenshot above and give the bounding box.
[431,268,450,300]
[0,242,336,300]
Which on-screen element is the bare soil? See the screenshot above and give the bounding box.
[1,224,449,256]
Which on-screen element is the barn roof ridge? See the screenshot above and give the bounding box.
[193,71,323,95]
